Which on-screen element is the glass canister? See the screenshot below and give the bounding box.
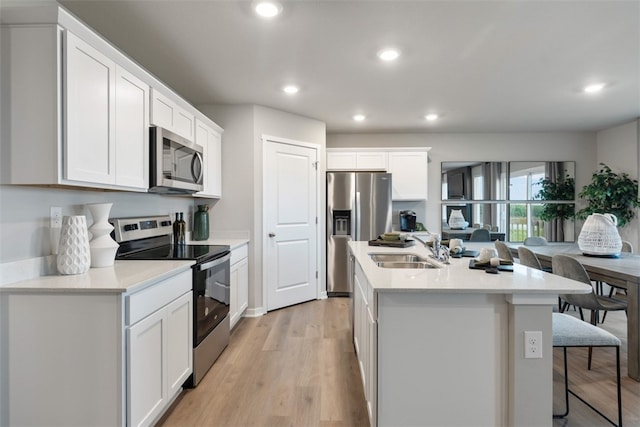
[193,205,209,241]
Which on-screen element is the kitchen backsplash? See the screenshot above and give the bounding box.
[0,185,211,263]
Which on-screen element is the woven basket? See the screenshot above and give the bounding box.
[578,213,622,256]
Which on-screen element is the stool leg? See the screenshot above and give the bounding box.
[553,347,570,419]
[616,347,622,427]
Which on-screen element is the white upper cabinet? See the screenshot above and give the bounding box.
[151,89,195,142]
[1,22,150,191]
[327,150,387,170]
[1,5,219,194]
[327,148,430,200]
[194,118,223,199]
[388,150,429,201]
[65,31,116,185]
[115,67,150,189]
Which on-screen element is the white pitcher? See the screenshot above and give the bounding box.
[578,213,623,256]
[448,210,469,230]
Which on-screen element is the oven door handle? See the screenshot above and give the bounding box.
[197,253,231,271]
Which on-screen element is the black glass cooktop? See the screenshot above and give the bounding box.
[117,243,229,263]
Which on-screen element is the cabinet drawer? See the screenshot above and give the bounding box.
[230,244,248,265]
[126,269,192,326]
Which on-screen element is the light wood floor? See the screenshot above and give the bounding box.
[159,298,639,427]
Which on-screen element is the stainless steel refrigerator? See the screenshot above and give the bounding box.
[327,172,392,295]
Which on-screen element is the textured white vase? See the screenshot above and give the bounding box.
[57,215,91,275]
[87,203,119,267]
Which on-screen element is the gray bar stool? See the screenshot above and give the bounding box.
[552,313,622,426]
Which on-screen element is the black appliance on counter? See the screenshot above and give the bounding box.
[399,210,417,232]
[111,215,230,387]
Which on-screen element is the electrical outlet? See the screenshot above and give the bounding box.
[524,331,543,359]
[50,207,62,228]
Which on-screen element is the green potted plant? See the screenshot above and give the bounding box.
[576,163,640,228]
[535,173,575,222]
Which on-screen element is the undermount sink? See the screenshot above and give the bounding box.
[375,261,439,269]
[369,253,440,269]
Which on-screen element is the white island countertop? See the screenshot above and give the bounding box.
[349,241,591,295]
[0,260,194,293]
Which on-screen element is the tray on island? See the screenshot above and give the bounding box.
[368,239,416,248]
[468,259,514,272]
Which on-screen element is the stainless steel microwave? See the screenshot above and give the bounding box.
[149,126,204,194]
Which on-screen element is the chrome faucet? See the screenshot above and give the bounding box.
[426,235,450,264]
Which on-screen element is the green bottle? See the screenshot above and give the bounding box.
[193,205,209,241]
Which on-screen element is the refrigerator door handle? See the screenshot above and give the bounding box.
[355,191,361,241]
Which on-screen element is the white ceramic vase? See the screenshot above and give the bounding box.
[578,213,622,256]
[57,215,91,275]
[87,202,119,267]
[448,210,469,230]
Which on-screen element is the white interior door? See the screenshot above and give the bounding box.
[264,139,318,311]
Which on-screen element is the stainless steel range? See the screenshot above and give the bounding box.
[111,215,230,387]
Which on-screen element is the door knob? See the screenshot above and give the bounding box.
[268,232,276,237]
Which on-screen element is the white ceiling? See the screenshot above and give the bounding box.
[56,0,640,134]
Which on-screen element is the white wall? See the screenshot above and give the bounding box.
[327,132,597,235]
[0,185,195,263]
[596,119,640,250]
[198,104,326,315]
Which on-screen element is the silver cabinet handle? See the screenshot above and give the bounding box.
[269,232,276,237]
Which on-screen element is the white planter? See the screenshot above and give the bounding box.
[57,215,91,275]
[87,203,119,267]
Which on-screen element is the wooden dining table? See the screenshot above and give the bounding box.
[508,242,640,381]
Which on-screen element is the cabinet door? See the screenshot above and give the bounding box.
[237,257,249,317]
[356,152,387,170]
[388,151,429,200]
[230,262,239,328]
[195,121,222,198]
[327,151,357,170]
[174,108,195,141]
[115,66,149,189]
[65,31,115,184]
[166,292,193,399]
[230,257,248,329]
[209,131,222,197]
[150,90,174,130]
[128,308,166,427]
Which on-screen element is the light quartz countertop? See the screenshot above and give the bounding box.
[0,260,194,293]
[349,241,592,295]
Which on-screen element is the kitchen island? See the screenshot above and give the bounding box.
[348,241,591,427]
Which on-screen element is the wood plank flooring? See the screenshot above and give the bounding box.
[159,298,639,427]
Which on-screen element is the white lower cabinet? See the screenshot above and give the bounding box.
[353,260,377,427]
[230,243,249,328]
[128,291,192,427]
[0,268,193,427]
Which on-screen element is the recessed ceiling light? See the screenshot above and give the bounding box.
[583,83,606,94]
[377,48,401,62]
[353,114,366,122]
[253,1,282,18]
[425,114,439,121]
[283,85,299,95]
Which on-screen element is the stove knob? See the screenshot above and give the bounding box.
[124,224,139,232]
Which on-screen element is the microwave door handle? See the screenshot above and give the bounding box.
[191,152,204,183]
[197,253,231,271]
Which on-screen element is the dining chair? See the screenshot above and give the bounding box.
[551,254,627,369]
[600,240,634,323]
[523,236,548,246]
[494,241,514,263]
[552,313,622,427]
[517,246,544,270]
[469,228,491,242]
